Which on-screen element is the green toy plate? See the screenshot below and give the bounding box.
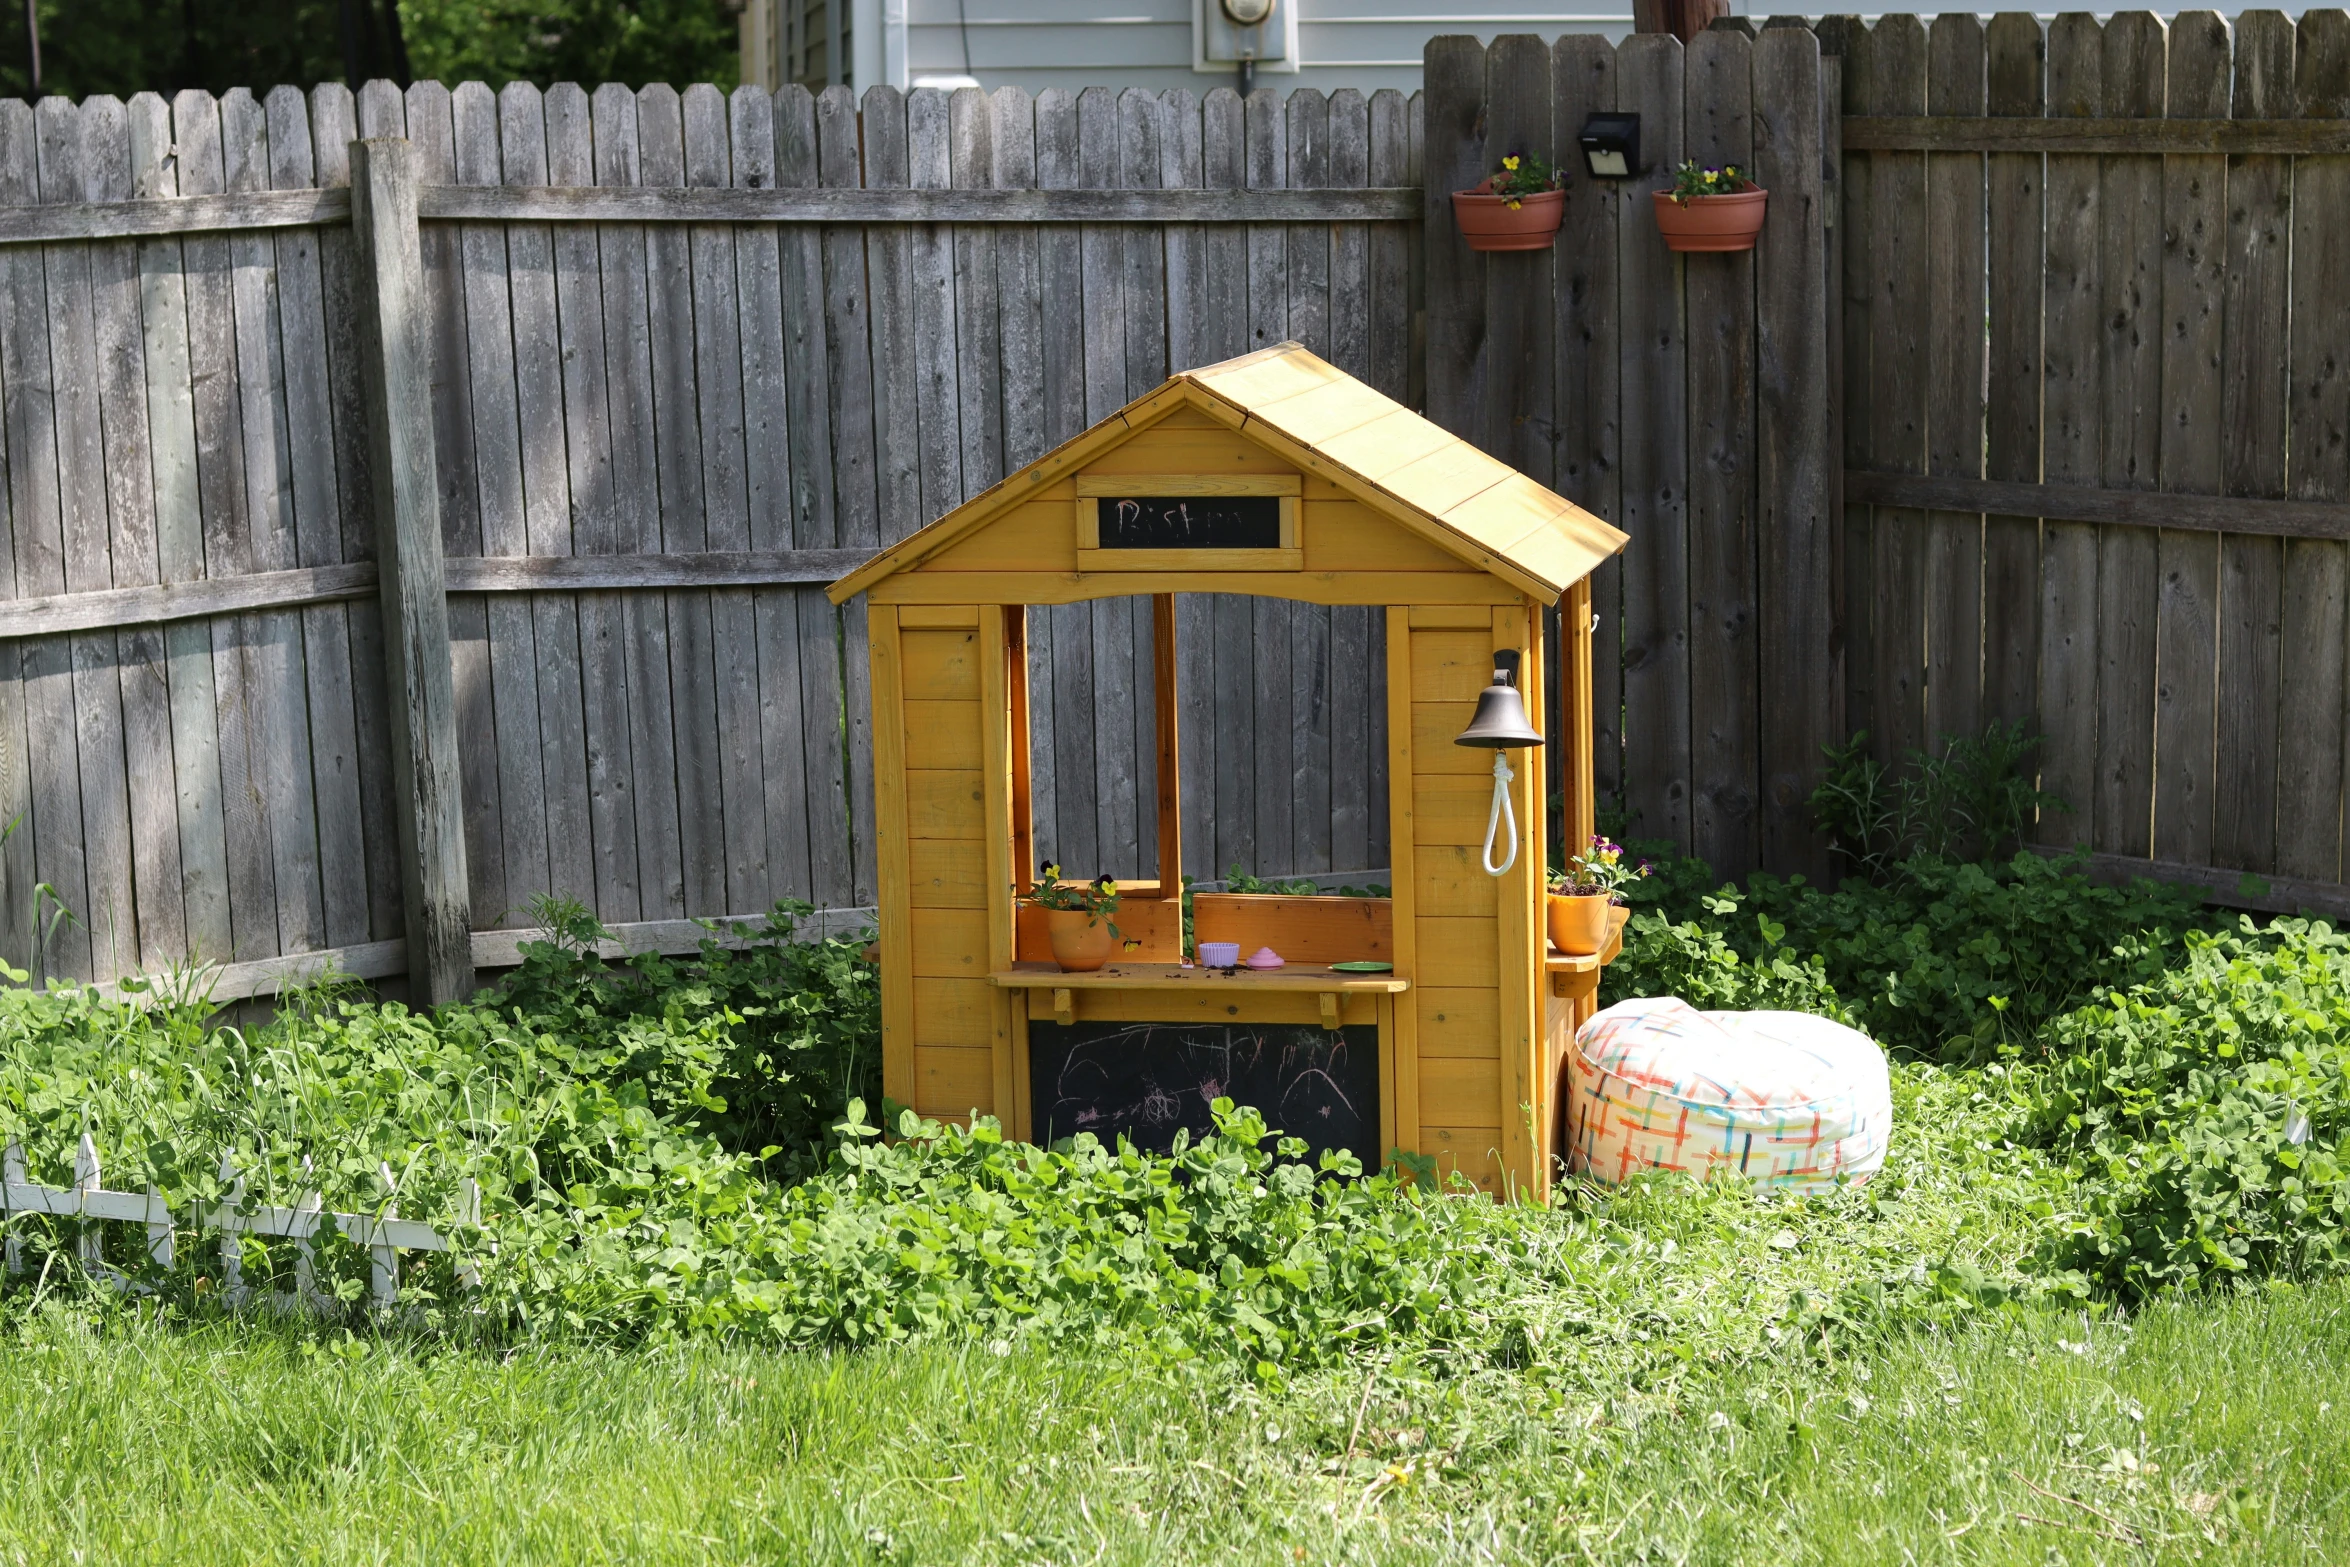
[1329,961,1394,973]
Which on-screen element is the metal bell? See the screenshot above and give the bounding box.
[1454,649,1545,749]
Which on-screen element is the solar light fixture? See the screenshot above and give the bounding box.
[1454,650,1544,876]
[1578,113,1642,179]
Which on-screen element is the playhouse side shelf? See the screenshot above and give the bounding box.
[990,962,1410,993]
[1544,905,1630,998]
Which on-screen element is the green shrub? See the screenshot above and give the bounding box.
[493,1099,1492,1364]
[0,924,1489,1361]
[2022,920,2350,1299]
[1611,850,2209,1059]
[495,900,881,1179]
[1811,722,2065,878]
[1600,886,1850,1019]
[1749,853,2208,1060]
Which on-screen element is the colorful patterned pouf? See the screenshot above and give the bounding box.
[1564,998,1891,1192]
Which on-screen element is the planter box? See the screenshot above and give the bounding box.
[1451,181,1565,252]
[1652,184,1768,253]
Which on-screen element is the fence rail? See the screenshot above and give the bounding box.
[0,182,1423,248]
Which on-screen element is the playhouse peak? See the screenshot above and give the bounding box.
[827,342,1627,606]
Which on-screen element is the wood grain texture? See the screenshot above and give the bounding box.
[1844,474,2350,539]
[351,135,473,1003]
[505,83,597,913]
[180,90,282,970]
[1753,24,1835,880]
[594,83,685,920]
[2212,11,2294,876]
[1246,89,1292,880]
[1982,11,2045,738]
[268,87,373,953]
[129,92,226,967]
[1922,13,1985,750]
[2036,13,2104,846]
[2092,13,2164,859]
[410,183,1420,223]
[2151,12,2226,866]
[1615,32,1691,851]
[1866,14,1929,766]
[1552,37,1623,818]
[2278,12,2350,881]
[1840,113,2350,154]
[454,82,551,931]
[548,81,641,922]
[406,82,501,935]
[777,84,852,909]
[1684,25,1760,878]
[1824,15,1875,779]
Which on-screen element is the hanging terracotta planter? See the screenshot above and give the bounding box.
[1652,182,1769,253]
[1451,178,1566,252]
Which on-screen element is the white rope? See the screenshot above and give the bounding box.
[1480,751,1517,877]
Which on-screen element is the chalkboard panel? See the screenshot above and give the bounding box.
[1029,1020,1380,1170]
[1096,495,1283,550]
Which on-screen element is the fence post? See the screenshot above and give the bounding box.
[350,137,475,1006]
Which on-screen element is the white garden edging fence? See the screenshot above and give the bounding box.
[2,1136,478,1310]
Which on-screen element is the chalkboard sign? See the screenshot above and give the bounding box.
[1096,495,1283,551]
[1028,1019,1380,1170]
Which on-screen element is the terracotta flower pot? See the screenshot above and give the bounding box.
[1652,183,1768,253]
[1451,180,1566,252]
[1547,892,1613,957]
[1044,908,1117,972]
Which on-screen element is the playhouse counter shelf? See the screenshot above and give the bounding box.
[992,961,1408,1030]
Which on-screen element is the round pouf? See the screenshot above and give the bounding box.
[1563,997,1891,1193]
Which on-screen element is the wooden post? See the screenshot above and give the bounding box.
[350,137,474,1006]
[1152,593,1182,895]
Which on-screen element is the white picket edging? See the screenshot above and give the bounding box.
[2,1139,479,1310]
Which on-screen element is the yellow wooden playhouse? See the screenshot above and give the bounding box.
[828,343,1630,1198]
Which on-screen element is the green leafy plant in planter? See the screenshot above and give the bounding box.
[1029,861,1122,933]
[1490,152,1566,207]
[1545,835,1648,956]
[1664,159,1751,202]
[1029,861,1123,972]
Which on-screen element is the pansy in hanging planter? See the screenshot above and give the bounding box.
[1451,153,1567,252]
[1652,160,1769,253]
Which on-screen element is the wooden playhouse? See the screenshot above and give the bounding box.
[828,343,1630,1198]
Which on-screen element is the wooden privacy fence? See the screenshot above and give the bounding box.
[1423,24,1843,884]
[0,79,1422,999]
[1834,9,2350,905]
[1427,13,2350,915]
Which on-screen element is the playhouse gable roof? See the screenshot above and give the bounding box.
[827,343,1629,604]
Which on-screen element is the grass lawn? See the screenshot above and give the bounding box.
[1,1276,2340,1563]
[2,1064,2341,1565]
